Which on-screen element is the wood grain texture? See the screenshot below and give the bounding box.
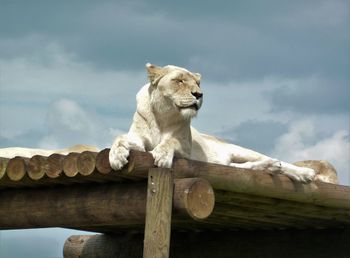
[6,156,28,181]
[173,178,215,220]
[0,178,213,230]
[143,168,173,258]
[46,153,65,178]
[27,155,47,180]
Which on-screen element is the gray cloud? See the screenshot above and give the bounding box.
[267,77,350,114]
[1,0,348,81]
[218,120,288,154]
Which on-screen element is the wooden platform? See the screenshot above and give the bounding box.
[1,149,350,257]
[1,148,350,232]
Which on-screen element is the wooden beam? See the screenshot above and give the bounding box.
[63,228,350,258]
[116,150,350,209]
[143,168,173,258]
[0,178,213,230]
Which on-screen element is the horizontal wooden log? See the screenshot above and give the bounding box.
[0,178,214,230]
[112,150,350,210]
[63,228,350,258]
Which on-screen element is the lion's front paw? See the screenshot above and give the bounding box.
[109,141,130,170]
[150,146,174,168]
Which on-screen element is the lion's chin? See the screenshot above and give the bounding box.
[180,107,198,119]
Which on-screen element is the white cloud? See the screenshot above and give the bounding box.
[0,41,142,148]
[38,98,125,149]
[272,120,350,185]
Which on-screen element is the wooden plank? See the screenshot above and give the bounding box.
[64,228,350,258]
[143,168,173,258]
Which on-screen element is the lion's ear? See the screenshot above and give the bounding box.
[194,73,201,82]
[146,63,163,86]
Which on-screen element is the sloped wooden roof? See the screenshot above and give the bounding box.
[1,149,350,232]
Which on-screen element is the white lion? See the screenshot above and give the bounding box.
[109,63,333,183]
[0,63,337,183]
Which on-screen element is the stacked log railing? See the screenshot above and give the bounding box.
[1,149,350,209]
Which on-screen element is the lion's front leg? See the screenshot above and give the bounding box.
[109,133,145,170]
[150,138,189,168]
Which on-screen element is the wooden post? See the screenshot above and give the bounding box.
[143,168,173,258]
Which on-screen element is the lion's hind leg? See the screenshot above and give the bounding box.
[229,158,316,183]
[226,144,316,183]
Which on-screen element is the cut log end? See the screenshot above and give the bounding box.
[77,151,97,176]
[0,158,9,179]
[174,178,215,220]
[95,148,112,174]
[6,157,27,181]
[46,153,65,178]
[27,155,47,180]
[63,153,80,177]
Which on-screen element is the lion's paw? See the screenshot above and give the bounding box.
[295,167,316,183]
[109,141,130,170]
[282,166,316,183]
[150,146,174,168]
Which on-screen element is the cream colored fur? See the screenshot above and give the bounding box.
[109,63,329,183]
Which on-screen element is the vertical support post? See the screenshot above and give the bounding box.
[143,168,173,258]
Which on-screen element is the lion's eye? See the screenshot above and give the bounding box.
[196,81,200,87]
[177,79,184,84]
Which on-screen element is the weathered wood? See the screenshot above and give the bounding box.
[6,156,28,181]
[46,153,65,178]
[63,152,80,177]
[0,183,147,229]
[77,151,98,176]
[63,234,144,258]
[143,168,173,258]
[174,158,350,209]
[95,148,112,174]
[1,149,349,214]
[215,190,350,223]
[0,157,8,179]
[112,150,350,210]
[0,178,212,230]
[63,228,350,258]
[173,178,215,220]
[27,155,47,180]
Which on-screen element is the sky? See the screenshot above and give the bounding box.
[0,0,349,257]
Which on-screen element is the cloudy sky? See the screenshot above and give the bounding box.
[0,0,349,257]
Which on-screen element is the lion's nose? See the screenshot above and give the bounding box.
[191,92,203,100]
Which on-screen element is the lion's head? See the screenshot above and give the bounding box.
[146,63,203,119]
